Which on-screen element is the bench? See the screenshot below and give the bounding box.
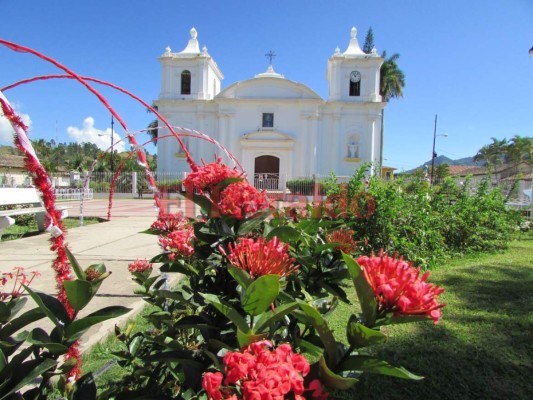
[0,188,70,239]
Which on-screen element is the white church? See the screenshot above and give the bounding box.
[155,27,386,188]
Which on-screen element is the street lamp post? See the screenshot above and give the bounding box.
[430,114,448,184]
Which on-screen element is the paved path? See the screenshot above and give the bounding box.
[0,198,180,352]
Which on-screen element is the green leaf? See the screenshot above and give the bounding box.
[318,355,359,390]
[22,286,70,328]
[254,302,299,333]
[265,226,300,242]
[65,247,86,280]
[315,242,345,255]
[0,303,10,324]
[128,335,144,357]
[191,193,212,215]
[200,293,250,333]
[0,358,57,400]
[65,306,131,341]
[0,307,45,340]
[242,275,280,316]
[88,262,106,274]
[0,349,6,373]
[295,300,338,365]
[5,297,27,322]
[343,253,377,327]
[217,177,244,191]
[299,339,324,361]
[26,328,69,354]
[71,372,97,400]
[237,328,269,348]
[227,265,252,289]
[338,355,424,380]
[237,209,272,235]
[346,315,387,348]
[63,280,94,312]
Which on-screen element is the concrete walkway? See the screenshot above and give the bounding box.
[0,198,180,352]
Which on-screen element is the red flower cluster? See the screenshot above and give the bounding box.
[150,212,188,233]
[223,237,298,279]
[357,251,445,324]
[128,259,153,274]
[159,226,196,259]
[326,228,358,254]
[219,181,271,220]
[1,266,40,301]
[183,157,242,194]
[202,341,328,400]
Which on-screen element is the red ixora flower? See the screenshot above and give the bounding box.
[219,181,271,220]
[150,212,189,233]
[128,259,153,274]
[183,157,242,194]
[159,225,196,258]
[326,228,358,254]
[357,251,445,324]
[202,341,328,400]
[222,236,298,279]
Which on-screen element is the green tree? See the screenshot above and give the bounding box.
[379,50,405,167]
[363,27,375,54]
[506,135,532,166]
[473,137,508,169]
[146,104,158,146]
[435,163,450,181]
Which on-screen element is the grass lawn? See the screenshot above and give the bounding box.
[330,233,533,399]
[0,217,102,241]
[80,233,533,399]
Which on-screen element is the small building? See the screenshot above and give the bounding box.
[155,27,386,187]
[0,154,30,187]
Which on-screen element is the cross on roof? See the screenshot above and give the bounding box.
[265,50,276,65]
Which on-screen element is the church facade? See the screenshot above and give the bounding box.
[155,27,385,187]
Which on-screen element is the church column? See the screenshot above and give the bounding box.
[217,113,227,161]
[367,115,377,175]
[307,114,319,176]
[331,113,341,174]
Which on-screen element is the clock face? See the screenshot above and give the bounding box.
[350,71,361,83]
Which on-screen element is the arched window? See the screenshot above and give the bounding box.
[349,80,360,97]
[181,70,191,95]
[349,70,361,97]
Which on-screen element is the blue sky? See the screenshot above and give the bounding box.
[1,0,532,171]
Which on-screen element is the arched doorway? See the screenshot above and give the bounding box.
[254,155,279,190]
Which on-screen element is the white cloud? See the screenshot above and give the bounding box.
[0,108,32,145]
[67,116,125,152]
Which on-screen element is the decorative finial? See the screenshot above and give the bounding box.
[351,27,357,39]
[202,46,208,55]
[165,46,171,54]
[265,50,276,65]
[190,27,198,39]
[335,46,340,55]
[371,47,377,55]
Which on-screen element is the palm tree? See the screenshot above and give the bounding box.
[146,104,158,146]
[379,51,405,168]
[507,135,532,166]
[473,137,508,169]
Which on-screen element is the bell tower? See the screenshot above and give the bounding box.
[159,27,223,101]
[326,27,383,102]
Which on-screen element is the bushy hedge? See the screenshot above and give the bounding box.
[327,169,522,269]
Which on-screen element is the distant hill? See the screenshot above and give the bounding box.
[402,155,482,174]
